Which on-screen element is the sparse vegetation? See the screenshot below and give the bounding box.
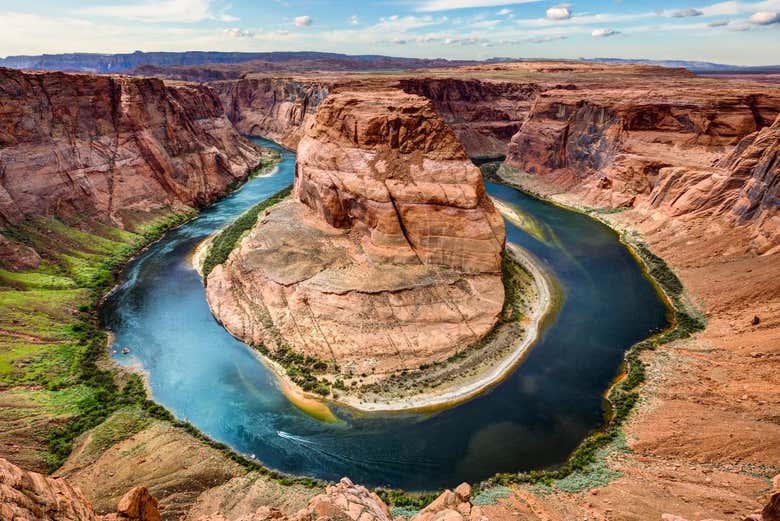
[0,212,196,470]
[202,185,292,277]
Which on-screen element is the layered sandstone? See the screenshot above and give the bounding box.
[397,78,539,158]
[0,457,161,521]
[213,77,329,149]
[0,67,264,232]
[505,83,780,251]
[206,89,505,382]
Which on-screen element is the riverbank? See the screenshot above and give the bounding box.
[331,243,555,413]
[469,163,779,521]
[193,202,555,414]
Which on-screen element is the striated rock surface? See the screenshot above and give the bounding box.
[398,78,539,158]
[505,83,780,251]
[207,89,505,379]
[0,67,263,231]
[0,457,160,521]
[192,478,484,521]
[213,77,329,149]
[0,456,100,521]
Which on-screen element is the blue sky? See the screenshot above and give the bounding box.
[1,0,778,64]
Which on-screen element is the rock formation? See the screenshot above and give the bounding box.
[1,456,487,521]
[213,77,330,149]
[0,457,161,521]
[0,67,263,233]
[206,89,505,381]
[505,83,780,252]
[397,78,539,158]
[206,64,779,252]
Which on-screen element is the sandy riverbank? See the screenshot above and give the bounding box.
[331,242,554,413]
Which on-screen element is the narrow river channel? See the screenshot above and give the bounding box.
[102,137,669,490]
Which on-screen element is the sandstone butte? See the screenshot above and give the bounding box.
[205,89,508,392]
[0,66,265,269]
[1,61,780,521]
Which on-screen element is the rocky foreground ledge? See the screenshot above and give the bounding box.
[3,456,779,521]
[204,89,551,410]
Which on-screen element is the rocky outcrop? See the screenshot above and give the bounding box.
[0,457,161,521]
[0,67,264,232]
[410,483,485,521]
[506,85,780,251]
[206,89,505,382]
[0,232,41,270]
[212,77,330,149]
[1,456,100,521]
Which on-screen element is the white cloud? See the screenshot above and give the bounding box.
[546,6,572,20]
[749,10,779,23]
[671,8,703,17]
[222,27,254,38]
[699,0,780,17]
[349,15,359,25]
[592,28,620,37]
[516,11,656,28]
[497,8,512,16]
[416,0,542,12]
[78,0,237,23]
[708,19,731,25]
[294,15,312,27]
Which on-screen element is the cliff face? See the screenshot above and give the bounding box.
[212,77,330,149]
[398,78,539,158]
[0,68,263,231]
[506,87,780,252]
[206,89,505,378]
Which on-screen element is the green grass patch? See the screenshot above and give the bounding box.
[0,211,197,470]
[202,185,292,277]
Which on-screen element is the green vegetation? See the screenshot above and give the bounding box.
[259,343,332,396]
[202,185,292,277]
[472,485,511,506]
[377,488,440,517]
[0,212,194,470]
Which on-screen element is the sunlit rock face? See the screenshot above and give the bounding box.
[0,67,263,231]
[206,89,505,377]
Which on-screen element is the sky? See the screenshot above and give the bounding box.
[0,0,779,65]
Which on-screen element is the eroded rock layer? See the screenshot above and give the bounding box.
[505,82,780,252]
[213,77,329,149]
[207,89,505,376]
[207,64,779,252]
[0,67,263,231]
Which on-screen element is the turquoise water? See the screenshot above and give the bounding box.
[102,138,669,490]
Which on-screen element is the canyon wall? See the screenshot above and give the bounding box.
[206,89,505,378]
[0,67,263,232]
[397,78,539,158]
[505,84,780,252]
[212,76,536,159]
[212,77,330,149]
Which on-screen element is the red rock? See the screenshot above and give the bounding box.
[0,67,263,231]
[213,77,329,149]
[113,487,161,521]
[0,233,41,270]
[0,457,99,521]
[207,89,505,379]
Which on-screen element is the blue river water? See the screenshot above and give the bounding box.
[102,138,669,490]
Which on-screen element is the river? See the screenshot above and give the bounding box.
[102,137,669,490]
